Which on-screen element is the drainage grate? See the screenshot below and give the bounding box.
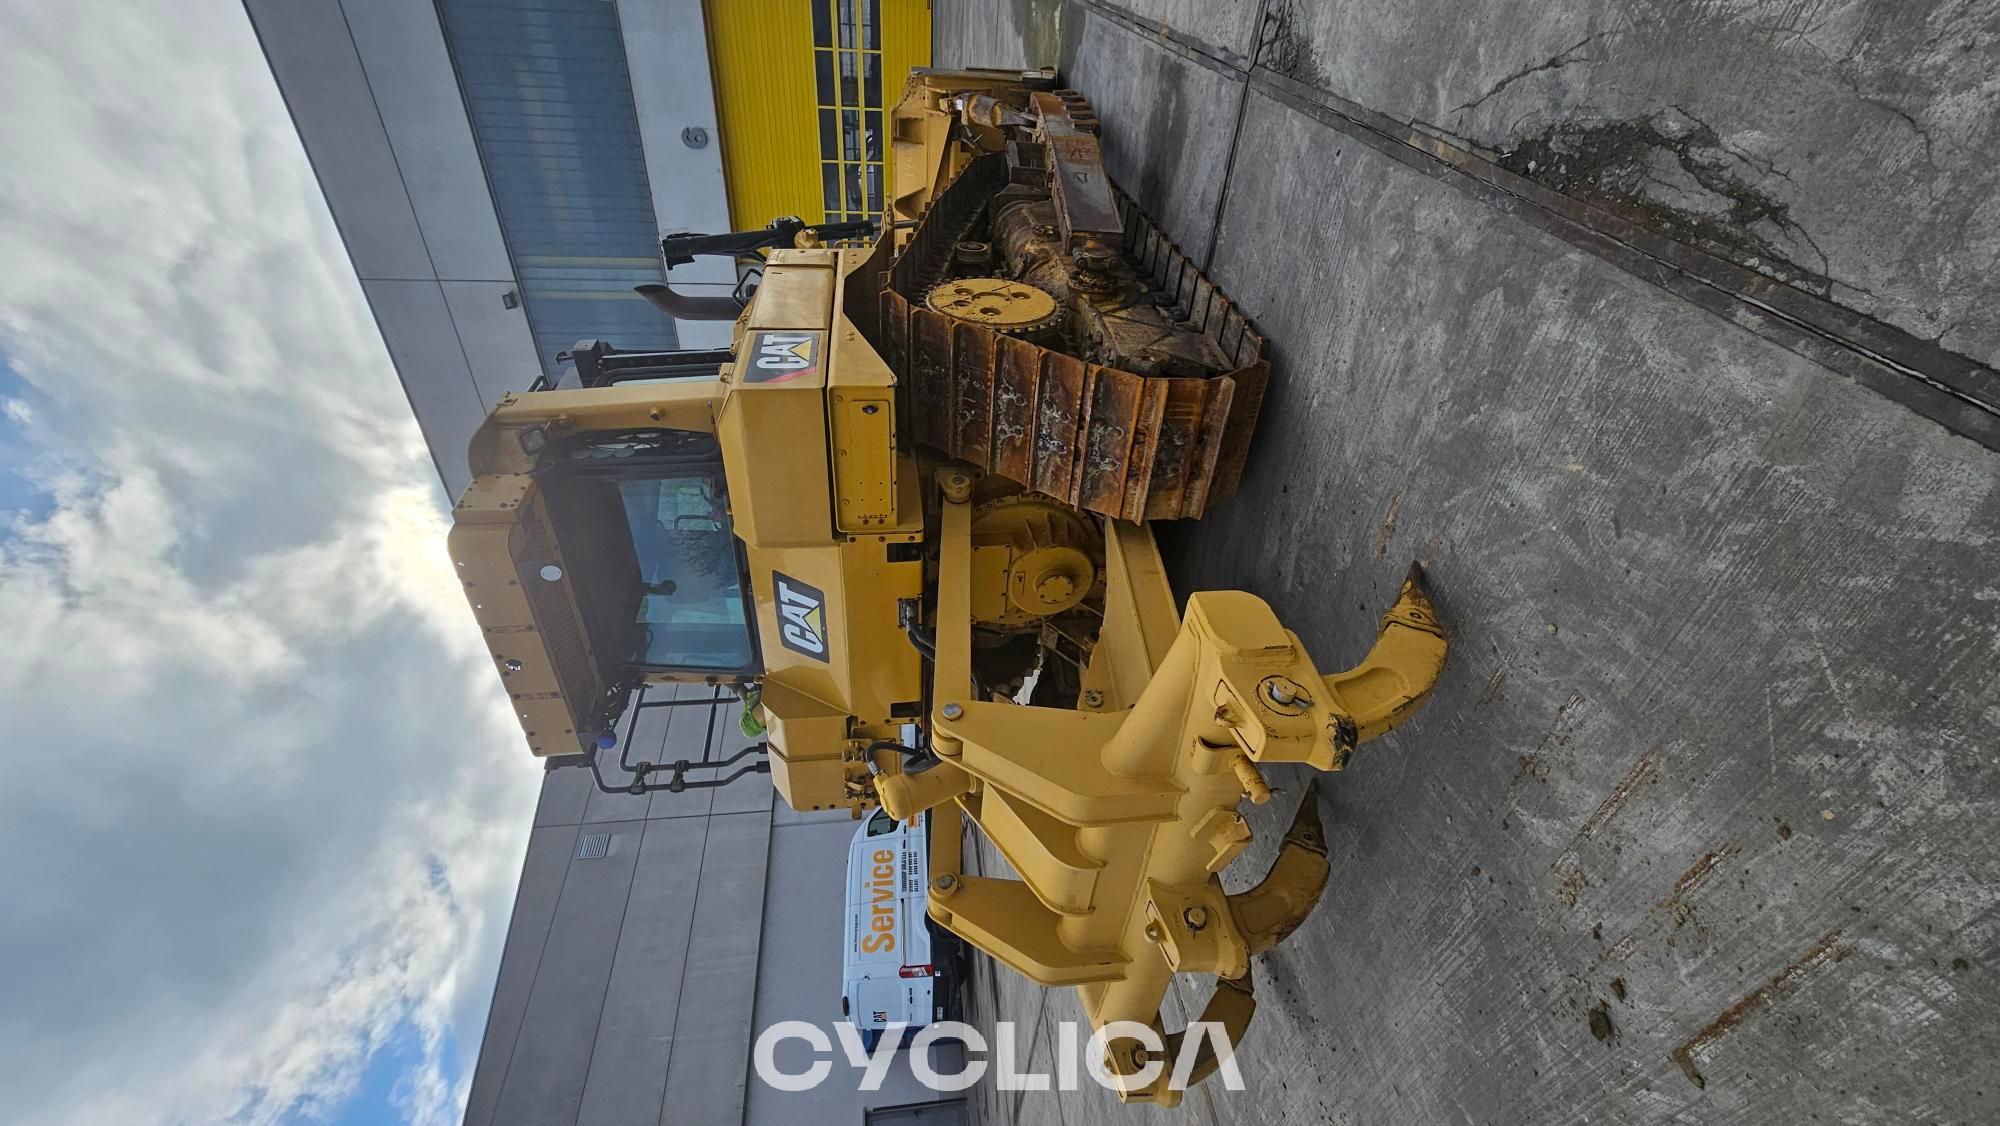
[576,832,610,860]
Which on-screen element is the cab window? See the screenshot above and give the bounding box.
[535,428,757,678]
[615,476,753,670]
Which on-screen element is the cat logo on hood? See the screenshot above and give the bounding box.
[745,331,819,384]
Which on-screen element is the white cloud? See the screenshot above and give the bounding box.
[0,2,539,1124]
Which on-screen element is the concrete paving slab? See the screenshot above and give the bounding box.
[933,0,1065,72]
[1085,0,1266,66]
[940,3,2000,1122]
[1168,81,2000,1126]
[1260,0,2000,366]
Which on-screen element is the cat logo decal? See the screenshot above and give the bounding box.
[774,572,829,661]
[745,331,820,384]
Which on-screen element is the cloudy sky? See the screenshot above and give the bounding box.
[0,3,541,1124]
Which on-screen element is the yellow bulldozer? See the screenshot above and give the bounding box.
[449,67,1447,1104]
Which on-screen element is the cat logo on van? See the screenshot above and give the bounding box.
[774,572,829,661]
[744,331,819,384]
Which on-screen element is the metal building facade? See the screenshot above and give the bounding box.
[437,0,680,376]
[462,698,962,1126]
[245,0,742,499]
[704,0,930,229]
[245,1,957,1123]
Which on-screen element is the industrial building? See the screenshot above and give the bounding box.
[244,2,962,1123]
[246,0,928,500]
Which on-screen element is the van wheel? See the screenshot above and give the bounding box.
[926,920,973,975]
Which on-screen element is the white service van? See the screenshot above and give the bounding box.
[842,807,960,1049]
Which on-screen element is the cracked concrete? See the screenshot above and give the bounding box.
[1260,0,1331,90]
[1453,32,1605,116]
[1256,0,2000,363]
[933,3,2000,1123]
[1494,107,1843,296]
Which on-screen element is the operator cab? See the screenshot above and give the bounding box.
[530,342,760,698]
[534,427,757,679]
[454,341,766,756]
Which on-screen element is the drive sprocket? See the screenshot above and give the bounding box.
[924,277,1062,336]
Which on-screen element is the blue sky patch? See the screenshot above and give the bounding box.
[0,355,54,525]
[314,1019,459,1126]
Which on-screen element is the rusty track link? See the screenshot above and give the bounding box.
[877,152,1269,521]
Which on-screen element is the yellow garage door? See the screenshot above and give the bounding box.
[704,0,931,230]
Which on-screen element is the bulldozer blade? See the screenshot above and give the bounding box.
[1227,783,1333,958]
[1323,561,1450,750]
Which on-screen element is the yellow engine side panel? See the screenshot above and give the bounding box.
[720,255,837,549]
[724,246,923,734]
[719,374,829,549]
[745,537,924,731]
[828,252,901,532]
[760,678,856,813]
[829,390,895,529]
[746,253,835,331]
